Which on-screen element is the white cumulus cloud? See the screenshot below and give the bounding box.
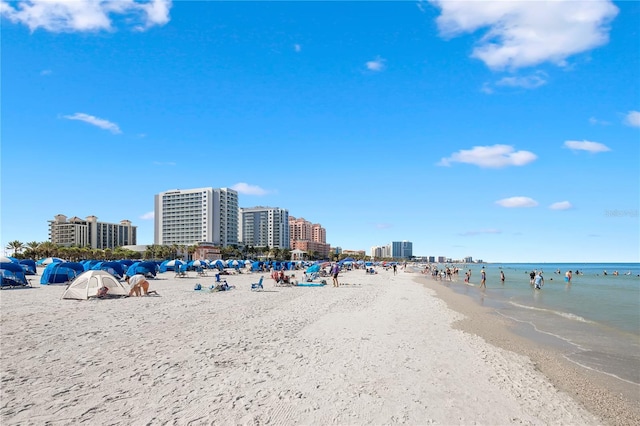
[429,0,619,70]
[64,112,121,134]
[495,72,547,89]
[438,144,537,168]
[366,57,386,72]
[624,110,640,127]
[564,140,611,153]
[549,201,573,210]
[1,0,172,32]
[140,211,154,220]
[496,196,538,208]
[231,182,269,196]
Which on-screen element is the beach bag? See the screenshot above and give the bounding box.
[194,283,202,291]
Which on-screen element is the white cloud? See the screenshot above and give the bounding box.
[64,112,121,134]
[231,182,269,196]
[564,140,611,153]
[152,161,176,166]
[496,196,538,208]
[366,57,386,72]
[140,211,154,220]
[438,144,537,168]
[495,72,547,89]
[589,117,610,126]
[294,44,301,53]
[40,69,52,76]
[549,201,573,210]
[429,0,618,70]
[624,110,640,127]
[1,0,172,32]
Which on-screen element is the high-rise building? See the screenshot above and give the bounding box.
[391,241,413,259]
[48,214,136,249]
[289,216,329,259]
[154,187,238,247]
[239,206,290,249]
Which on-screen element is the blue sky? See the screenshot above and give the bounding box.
[1,0,638,263]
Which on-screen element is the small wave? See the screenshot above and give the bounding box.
[508,301,595,324]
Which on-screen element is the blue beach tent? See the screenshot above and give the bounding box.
[92,261,125,279]
[40,262,84,285]
[19,259,37,275]
[1,262,29,287]
[126,261,157,278]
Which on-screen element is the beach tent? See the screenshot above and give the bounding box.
[62,270,129,300]
[40,262,84,285]
[37,257,64,266]
[126,261,157,278]
[19,259,37,275]
[82,260,101,271]
[92,261,125,279]
[1,262,29,287]
[0,256,19,263]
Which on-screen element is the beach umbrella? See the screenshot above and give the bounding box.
[0,256,18,263]
[165,259,184,267]
[306,264,321,273]
[37,257,64,266]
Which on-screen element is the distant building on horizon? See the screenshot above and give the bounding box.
[391,241,413,259]
[48,214,136,249]
[289,216,330,259]
[154,187,238,247]
[239,206,290,249]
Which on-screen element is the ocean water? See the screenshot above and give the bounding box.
[417,263,640,386]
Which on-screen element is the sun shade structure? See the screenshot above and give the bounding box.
[40,262,84,285]
[1,262,29,287]
[126,261,158,278]
[62,270,129,300]
[36,257,64,266]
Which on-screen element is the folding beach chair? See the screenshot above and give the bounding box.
[251,276,264,291]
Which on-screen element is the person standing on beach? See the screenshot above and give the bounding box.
[500,270,505,284]
[480,268,486,288]
[393,264,397,275]
[331,263,340,287]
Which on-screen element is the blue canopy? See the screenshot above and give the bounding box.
[40,262,84,285]
[93,261,125,279]
[306,264,321,273]
[1,262,29,287]
[160,259,184,272]
[212,260,226,270]
[126,261,157,277]
[19,259,37,275]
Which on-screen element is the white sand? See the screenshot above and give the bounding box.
[0,267,599,425]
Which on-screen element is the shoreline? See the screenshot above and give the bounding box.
[415,273,640,426]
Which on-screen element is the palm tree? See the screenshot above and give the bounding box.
[37,241,57,258]
[5,240,24,257]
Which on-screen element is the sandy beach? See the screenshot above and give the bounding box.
[0,266,610,425]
